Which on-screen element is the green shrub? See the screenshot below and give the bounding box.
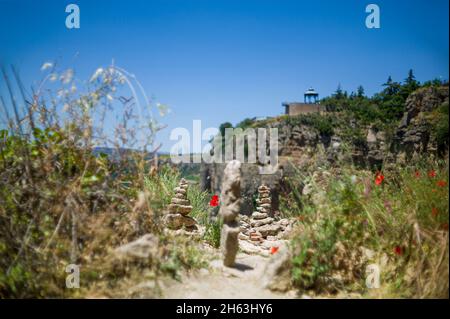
[287,163,449,297]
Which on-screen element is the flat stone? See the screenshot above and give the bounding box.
[251,217,274,227]
[279,219,290,226]
[173,187,187,195]
[168,204,193,215]
[257,207,270,214]
[164,213,196,229]
[239,240,263,255]
[249,231,262,241]
[171,198,190,205]
[238,233,249,240]
[260,203,271,209]
[251,212,268,220]
[257,198,271,204]
[256,223,282,237]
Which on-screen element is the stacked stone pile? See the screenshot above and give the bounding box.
[239,184,293,255]
[163,178,197,230]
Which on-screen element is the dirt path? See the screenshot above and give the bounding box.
[162,252,297,299]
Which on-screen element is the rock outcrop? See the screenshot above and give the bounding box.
[201,86,449,207]
[393,86,449,162]
[219,160,242,267]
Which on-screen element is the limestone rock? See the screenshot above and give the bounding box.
[219,160,242,267]
[170,198,190,205]
[114,234,159,260]
[261,245,292,292]
[219,160,242,223]
[164,214,196,229]
[221,222,240,267]
[168,204,193,215]
[251,212,268,220]
[257,223,282,237]
[250,217,274,227]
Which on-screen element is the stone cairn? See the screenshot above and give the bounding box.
[219,160,242,267]
[163,178,197,230]
[239,184,291,253]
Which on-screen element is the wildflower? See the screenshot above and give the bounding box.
[441,223,449,231]
[437,180,447,187]
[375,173,385,186]
[432,207,439,218]
[40,62,53,71]
[90,67,104,82]
[394,246,403,256]
[209,195,219,207]
[270,246,279,254]
[414,171,421,178]
[49,73,58,82]
[60,69,74,84]
[428,170,436,178]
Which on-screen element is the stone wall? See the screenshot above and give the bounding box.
[284,103,324,116]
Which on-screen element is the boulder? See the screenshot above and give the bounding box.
[114,234,159,260]
[261,245,292,291]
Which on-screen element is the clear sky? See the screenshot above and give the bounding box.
[0,0,448,152]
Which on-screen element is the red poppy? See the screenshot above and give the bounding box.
[270,246,279,254]
[414,171,421,178]
[428,170,436,178]
[375,173,385,186]
[432,207,439,218]
[437,180,447,187]
[394,246,403,256]
[209,195,219,207]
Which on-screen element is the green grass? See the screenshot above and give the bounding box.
[286,161,449,297]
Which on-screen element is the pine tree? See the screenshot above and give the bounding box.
[357,85,365,98]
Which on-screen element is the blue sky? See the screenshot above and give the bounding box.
[0,0,449,152]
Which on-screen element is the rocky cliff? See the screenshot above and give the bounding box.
[200,85,449,214]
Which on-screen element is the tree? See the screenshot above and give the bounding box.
[382,76,401,96]
[219,122,233,137]
[356,85,365,98]
[405,69,416,85]
[335,84,344,99]
[400,69,420,99]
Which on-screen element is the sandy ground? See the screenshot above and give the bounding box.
[161,253,298,299]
